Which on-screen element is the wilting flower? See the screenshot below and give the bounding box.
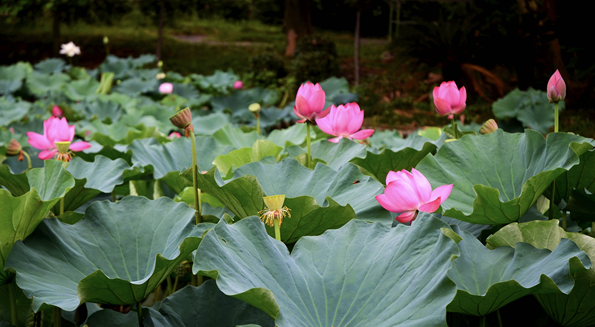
[52,105,63,117]
[433,81,466,119]
[376,168,453,223]
[27,117,91,160]
[234,81,243,89]
[60,42,81,57]
[259,195,291,227]
[294,82,330,123]
[169,107,194,137]
[479,119,498,135]
[315,102,374,143]
[547,70,566,103]
[159,82,173,94]
[169,132,181,139]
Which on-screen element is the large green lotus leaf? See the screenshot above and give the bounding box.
[55,156,132,212]
[192,112,229,136]
[0,99,31,126]
[319,76,358,105]
[287,138,367,171]
[213,140,282,178]
[0,165,29,197]
[447,226,591,317]
[258,105,295,129]
[80,120,166,146]
[211,87,278,118]
[550,148,595,203]
[485,220,595,326]
[129,136,234,193]
[63,77,100,101]
[212,124,261,149]
[416,130,593,225]
[266,123,313,147]
[86,280,274,327]
[6,196,210,312]
[81,99,124,123]
[192,69,238,94]
[0,282,33,327]
[0,79,22,94]
[193,215,459,327]
[112,77,158,96]
[0,62,31,81]
[351,141,437,185]
[230,159,390,225]
[33,58,66,74]
[172,82,200,99]
[0,160,74,284]
[26,72,70,95]
[368,129,402,149]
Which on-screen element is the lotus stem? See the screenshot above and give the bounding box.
[173,276,179,293]
[53,306,61,327]
[274,219,281,241]
[497,310,503,327]
[9,282,19,327]
[591,222,595,237]
[306,123,312,168]
[480,315,486,327]
[549,182,556,220]
[189,131,201,225]
[166,275,173,296]
[451,116,458,139]
[554,103,559,132]
[280,90,289,108]
[22,151,32,170]
[60,197,64,215]
[192,274,203,287]
[562,211,567,231]
[137,302,143,327]
[112,190,117,202]
[256,115,261,135]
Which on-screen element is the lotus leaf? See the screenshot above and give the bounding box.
[213,140,282,178]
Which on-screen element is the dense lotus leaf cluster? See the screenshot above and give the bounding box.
[1,55,595,327]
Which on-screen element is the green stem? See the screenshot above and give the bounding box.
[191,274,203,287]
[112,190,117,202]
[280,90,289,108]
[189,131,201,225]
[497,309,503,327]
[562,211,567,231]
[591,222,595,237]
[274,219,281,241]
[60,197,64,215]
[9,282,19,327]
[549,181,556,220]
[53,306,61,327]
[306,123,312,168]
[451,116,458,139]
[137,302,143,327]
[480,315,486,327]
[173,276,179,293]
[554,102,559,133]
[22,151,32,170]
[256,115,261,135]
[166,275,173,296]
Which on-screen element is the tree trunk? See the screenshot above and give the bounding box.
[283,0,313,57]
[156,0,165,64]
[354,10,361,86]
[52,10,61,57]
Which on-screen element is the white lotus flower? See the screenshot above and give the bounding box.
[60,42,81,57]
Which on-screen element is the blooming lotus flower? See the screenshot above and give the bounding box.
[60,42,81,57]
[234,80,243,89]
[433,81,467,119]
[159,82,173,94]
[376,168,453,223]
[27,117,91,160]
[315,102,374,143]
[52,105,63,117]
[547,70,566,103]
[294,82,330,123]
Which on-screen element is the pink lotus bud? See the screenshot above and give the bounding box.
[159,82,173,94]
[315,102,374,143]
[6,139,22,157]
[52,105,63,117]
[234,80,243,89]
[547,70,566,103]
[433,81,467,119]
[169,132,181,139]
[26,116,91,160]
[375,168,453,223]
[293,82,330,123]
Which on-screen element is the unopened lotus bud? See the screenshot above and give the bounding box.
[6,139,22,156]
[55,141,72,162]
[103,36,109,45]
[169,107,194,137]
[158,61,163,68]
[156,73,166,80]
[479,119,498,135]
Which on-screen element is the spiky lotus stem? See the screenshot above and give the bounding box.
[190,131,201,225]
[554,103,559,133]
[137,302,143,327]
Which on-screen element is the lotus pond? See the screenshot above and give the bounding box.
[1,55,594,327]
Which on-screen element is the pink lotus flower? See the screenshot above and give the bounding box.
[233,81,243,89]
[315,102,374,143]
[547,70,566,103]
[27,117,91,160]
[159,82,173,94]
[52,105,63,117]
[375,168,453,223]
[433,81,467,119]
[169,131,181,139]
[294,82,330,123]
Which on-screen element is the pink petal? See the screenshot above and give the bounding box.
[419,197,442,213]
[328,136,342,143]
[316,116,335,136]
[395,211,417,223]
[69,141,92,151]
[452,103,466,115]
[38,150,57,160]
[444,83,461,107]
[430,184,454,204]
[375,194,403,213]
[68,125,75,142]
[27,132,53,150]
[315,106,331,119]
[457,86,467,107]
[334,106,352,135]
[384,181,422,213]
[555,78,566,100]
[386,171,400,185]
[350,129,374,140]
[411,168,433,203]
[295,95,311,119]
[308,89,326,114]
[346,105,364,134]
[434,97,453,116]
[432,86,440,101]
